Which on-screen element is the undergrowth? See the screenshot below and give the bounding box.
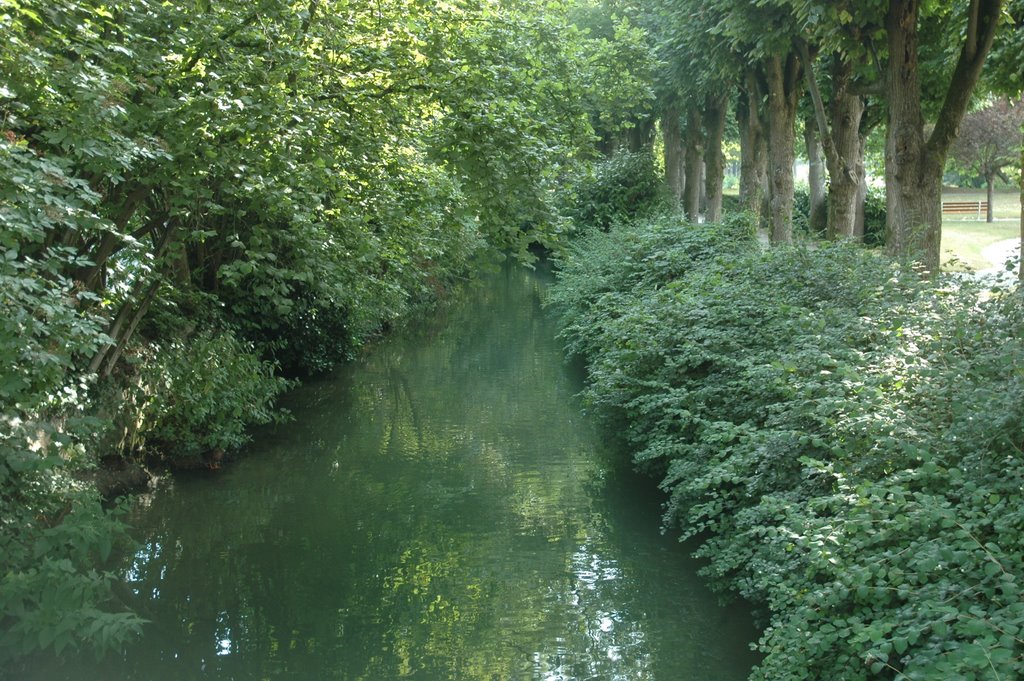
[549,214,1024,681]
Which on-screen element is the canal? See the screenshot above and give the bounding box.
[27,263,759,680]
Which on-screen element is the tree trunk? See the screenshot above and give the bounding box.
[738,73,768,220]
[628,117,655,153]
[88,222,176,376]
[704,92,728,224]
[101,278,161,379]
[825,65,864,240]
[683,104,704,222]
[596,131,618,157]
[764,54,801,244]
[854,133,868,240]
[804,115,827,235]
[885,0,941,267]
[798,45,865,240]
[986,174,995,222]
[1019,125,1023,280]
[662,104,685,204]
[78,184,150,290]
[698,162,707,214]
[738,91,754,205]
[884,0,1002,271]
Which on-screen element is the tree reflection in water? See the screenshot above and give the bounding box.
[25,264,758,681]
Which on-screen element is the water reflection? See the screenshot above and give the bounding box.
[24,264,758,680]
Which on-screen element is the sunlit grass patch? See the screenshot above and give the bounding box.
[942,189,1021,271]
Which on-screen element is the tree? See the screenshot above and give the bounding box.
[884,0,1003,271]
[984,0,1024,278]
[800,47,867,240]
[633,0,737,223]
[803,114,828,235]
[737,72,769,220]
[707,0,804,242]
[703,90,730,223]
[950,98,1024,222]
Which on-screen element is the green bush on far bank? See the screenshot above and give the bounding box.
[563,151,669,232]
[549,213,1024,681]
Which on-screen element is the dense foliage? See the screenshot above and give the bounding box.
[550,215,1024,680]
[0,141,146,664]
[564,151,669,231]
[0,0,652,663]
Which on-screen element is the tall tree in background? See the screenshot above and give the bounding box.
[984,0,1024,278]
[787,0,876,241]
[949,98,1024,222]
[639,0,736,221]
[709,0,804,243]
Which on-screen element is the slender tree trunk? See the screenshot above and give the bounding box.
[738,73,768,220]
[101,279,161,379]
[764,54,801,244]
[704,92,728,224]
[986,174,995,222]
[804,115,827,235]
[885,0,1002,271]
[628,117,655,153]
[738,90,754,205]
[78,185,150,290]
[683,104,704,222]
[663,104,685,204]
[699,161,707,214]
[1019,125,1023,280]
[855,133,868,240]
[87,222,176,376]
[287,0,320,93]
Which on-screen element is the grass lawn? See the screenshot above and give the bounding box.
[718,181,1020,271]
[941,188,1021,271]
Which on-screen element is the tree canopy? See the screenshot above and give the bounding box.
[0,0,651,663]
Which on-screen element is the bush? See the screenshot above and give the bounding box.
[550,216,1024,681]
[548,212,756,361]
[862,184,887,246]
[565,151,669,231]
[792,183,813,236]
[721,192,743,214]
[130,330,291,464]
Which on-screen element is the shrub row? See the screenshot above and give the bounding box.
[549,215,1023,680]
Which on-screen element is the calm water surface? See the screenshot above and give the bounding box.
[29,264,759,680]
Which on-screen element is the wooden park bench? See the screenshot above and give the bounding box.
[941,200,988,220]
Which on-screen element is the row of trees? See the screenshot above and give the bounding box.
[604,0,1023,274]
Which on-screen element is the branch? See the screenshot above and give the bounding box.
[926,0,1003,159]
[181,8,263,73]
[796,39,838,170]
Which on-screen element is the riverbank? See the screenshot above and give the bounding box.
[548,213,1024,681]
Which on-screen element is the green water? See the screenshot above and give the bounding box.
[29,264,759,680]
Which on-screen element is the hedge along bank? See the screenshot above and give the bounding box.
[548,214,1024,681]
